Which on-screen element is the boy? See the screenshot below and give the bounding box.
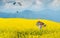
[36,20,46,29]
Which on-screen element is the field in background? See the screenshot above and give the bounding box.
[0,18,60,38]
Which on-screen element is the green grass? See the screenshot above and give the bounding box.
[0,29,60,38]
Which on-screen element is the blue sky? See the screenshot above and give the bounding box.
[0,0,60,22]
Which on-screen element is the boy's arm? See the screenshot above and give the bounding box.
[44,24,46,27]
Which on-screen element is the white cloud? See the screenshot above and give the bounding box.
[48,0,60,10]
[0,0,34,13]
[0,0,45,13]
[29,0,44,11]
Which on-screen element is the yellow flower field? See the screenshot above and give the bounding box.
[0,18,60,38]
